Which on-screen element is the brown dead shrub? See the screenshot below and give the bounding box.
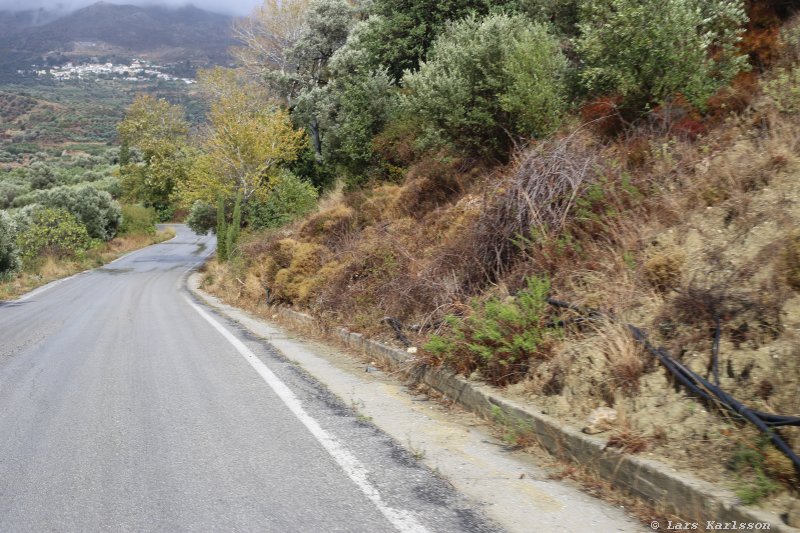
[456,133,602,288]
[393,156,484,216]
[298,205,357,251]
[643,247,685,292]
[605,427,650,454]
[269,242,331,304]
[580,96,626,137]
[344,185,402,226]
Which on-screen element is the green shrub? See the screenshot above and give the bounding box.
[513,0,579,36]
[10,203,43,235]
[0,180,30,209]
[730,439,783,504]
[185,200,216,235]
[248,171,319,230]
[18,208,92,262]
[424,276,558,385]
[779,14,800,64]
[575,0,748,110]
[763,67,800,114]
[26,162,58,190]
[119,204,157,235]
[0,210,20,280]
[403,14,569,158]
[21,184,122,241]
[91,176,123,199]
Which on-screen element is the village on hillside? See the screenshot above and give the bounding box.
[28,58,195,84]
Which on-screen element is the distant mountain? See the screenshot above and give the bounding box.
[0,2,236,78]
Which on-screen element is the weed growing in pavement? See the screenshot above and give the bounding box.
[406,436,427,461]
[490,405,538,449]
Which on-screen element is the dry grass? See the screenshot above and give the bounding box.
[592,319,649,396]
[604,426,651,454]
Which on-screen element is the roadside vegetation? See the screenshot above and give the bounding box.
[0,143,174,298]
[0,79,193,297]
[5,0,798,516]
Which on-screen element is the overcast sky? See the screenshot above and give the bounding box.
[0,0,262,15]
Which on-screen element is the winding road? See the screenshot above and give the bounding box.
[0,225,496,532]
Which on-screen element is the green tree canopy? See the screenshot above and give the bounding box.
[575,0,748,110]
[403,13,569,158]
[179,68,306,205]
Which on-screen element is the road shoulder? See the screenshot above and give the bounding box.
[187,272,643,533]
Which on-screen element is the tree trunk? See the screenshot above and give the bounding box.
[309,118,323,161]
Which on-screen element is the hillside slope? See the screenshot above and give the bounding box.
[201,14,800,521]
[0,3,235,77]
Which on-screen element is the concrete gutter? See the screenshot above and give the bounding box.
[189,276,798,532]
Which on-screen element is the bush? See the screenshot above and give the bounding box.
[248,171,319,230]
[0,180,29,209]
[319,21,399,182]
[763,67,800,114]
[0,211,20,280]
[26,162,58,190]
[424,276,558,385]
[119,204,157,236]
[18,208,92,262]
[92,176,123,198]
[403,14,569,158]
[23,184,122,241]
[185,200,216,235]
[514,0,580,36]
[575,0,748,110]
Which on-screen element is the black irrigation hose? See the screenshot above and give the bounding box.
[545,297,800,472]
[712,315,721,386]
[381,317,412,347]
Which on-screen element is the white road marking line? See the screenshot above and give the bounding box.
[17,272,82,301]
[184,296,430,533]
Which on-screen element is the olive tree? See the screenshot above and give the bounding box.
[317,20,398,180]
[0,211,20,280]
[575,0,748,110]
[403,13,569,158]
[234,0,354,159]
[28,184,122,241]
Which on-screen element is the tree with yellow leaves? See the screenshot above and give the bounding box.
[117,95,191,217]
[179,68,306,206]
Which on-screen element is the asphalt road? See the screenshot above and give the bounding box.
[0,225,497,533]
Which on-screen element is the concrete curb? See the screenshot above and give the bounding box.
[268,306,798,532]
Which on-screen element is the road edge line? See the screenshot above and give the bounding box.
[182,295,430,533]
[186,275,798,533]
